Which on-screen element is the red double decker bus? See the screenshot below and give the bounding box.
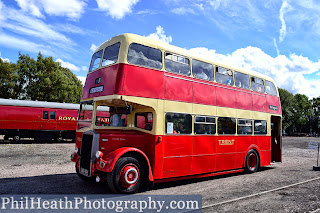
[71,33,282,193]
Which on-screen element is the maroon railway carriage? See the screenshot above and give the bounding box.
[0,98,82,141]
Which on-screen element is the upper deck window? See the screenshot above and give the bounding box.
[127,43,162,70]
[102,42,120,67]
[192,59,214,81]
[234,71,250,89]
[216,67,234,85]
[89,50,103,72]
[251,77,265,93]
[265,80,277,96]
[165,53,191,76]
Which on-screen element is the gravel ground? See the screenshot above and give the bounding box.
[0,137,320,212]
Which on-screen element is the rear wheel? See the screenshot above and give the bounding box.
[13,135,20,141]
[245,149,260,173]
[107,156,144,194]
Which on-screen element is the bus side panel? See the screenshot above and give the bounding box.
[252,93,267,112]
[215,136,237,171]
[154,136,164,179]
[191,136,216,174]
[267,95,282,114]
[123,65,164,99]
[254,136,271,167]
[216,87,235,109]
[235,90,253,110]
[235,136,253,168]
[162,135,192,178]
[192,81,216,105]
[164,75,193,103]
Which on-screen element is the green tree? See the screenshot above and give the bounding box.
[0,58,20,99]
[279,88,295,133]
[311,97,320,135]
[0,52,83,103]
[293,93,312,133]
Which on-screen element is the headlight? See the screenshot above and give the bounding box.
[95,151,103,159]
[75,147,79,154]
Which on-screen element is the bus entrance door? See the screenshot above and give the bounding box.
[271,116,282,162]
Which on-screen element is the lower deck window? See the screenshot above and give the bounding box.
[165,113,192,134]
[135,112,153,131]
[237,119,252,135]
[218,117,236,135]
[254,120,267,135]
[194,116,216,134]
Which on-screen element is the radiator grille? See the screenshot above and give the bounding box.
[79,134,93,177]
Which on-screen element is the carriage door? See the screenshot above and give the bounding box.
[271,116,282,162]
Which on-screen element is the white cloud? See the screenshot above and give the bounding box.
[81,66,88,71]
[279,0,291,42]
[56,58,80,72]
[0,52,10,62]
[189,46,320,98]
[146,26,172,44]
[96,0,139,19]
[1,5,72,46]
[171,7,195,15]
[0,1,5,21]
[90,44,97,52]
[77,76,86,86]
[0,32,54,56]
[15,0,86,20]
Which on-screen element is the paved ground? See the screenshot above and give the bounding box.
[0,137,320,212]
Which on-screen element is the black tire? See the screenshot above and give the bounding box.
[107,156,144,194]
[245,149,260,173]
[13,135,20,141]
[75,159,95,182]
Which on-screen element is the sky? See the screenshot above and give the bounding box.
[1,0,320,98]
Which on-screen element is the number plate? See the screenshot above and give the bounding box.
[79,167,90,176]
[89,85,104,94]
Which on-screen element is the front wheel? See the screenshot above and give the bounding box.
[245,149,260,173]
[107,156,144,194]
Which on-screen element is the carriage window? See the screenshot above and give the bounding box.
[135,112,153,131]
[165,52,191,76]
[50,111,55,120]
[216,67,234,85]
[127,43,162,69]
[218,117,236,135]
[234,71,250,89]
[254,120,267,135]
[192,59,214,81]
[194,116,216,135]
[102,42,120,67]
[265,80,277,96]
[89,50,103,72]
[251,77,265,93]
[165,113,192,134]
[43,111,48,119]
[237,119,252,135]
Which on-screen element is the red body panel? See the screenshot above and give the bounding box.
[0,105,78,131]
[82,64,281,114]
